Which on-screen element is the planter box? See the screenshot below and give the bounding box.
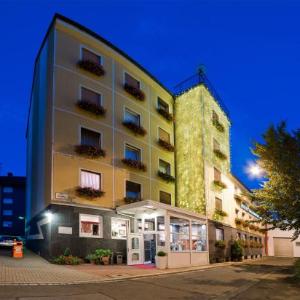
[155,256,167,269]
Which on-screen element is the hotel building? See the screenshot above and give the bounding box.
[26,14,263,267]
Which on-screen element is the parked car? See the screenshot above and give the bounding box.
[0,236,24,248]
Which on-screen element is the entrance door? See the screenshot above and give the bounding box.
[127,234,143,265]
[144,234,156,264]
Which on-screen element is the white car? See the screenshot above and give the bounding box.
[0,236,23,247]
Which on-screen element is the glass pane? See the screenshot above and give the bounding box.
[132,253,140,261]
[3,198,13,204]
[157,98,169,112]
[170,234,190,251]
[3,187,13,193]
[191,222,207,251]
[215,197,222,210]
[216,228,224,240]
[132,237,140,249]
[160,191,171,205]
[81,128,100,147]
[125,73,140,89]
[125,109,140,125]
[81,170,100,190]
[125,145,140,161]
[157,216,165,231]
[81,87,101,105]
[82,48,100,64]
[214,168,221,181]
[170,217,190,234]
[159,128,170,143]
[157,233,165,247]
[144,218,155,231]
[111,218,127,239]
[159,159,171,174]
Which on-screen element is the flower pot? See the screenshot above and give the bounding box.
[101,256,110,265]
[155,255,167,269]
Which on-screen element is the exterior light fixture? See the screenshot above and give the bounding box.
[45,211,53,222]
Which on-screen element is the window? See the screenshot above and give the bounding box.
[212,110,219,122]
[111,218,128,239]
[191,222,207,251]
[125,144,141,161]
[79,214,102,238]
[80,170,101,190]
[160,191,171,205]
[170,217,190,251]
[2,221,12,228]
[125,72,140,89]
[81,128,101,147]
[126,180,141,200]
[216,228,224,241]
[157,97,169,113]
[3,187,13,193]
[213,138,220,151]
[214,168,221,182]
[144,218,155,231]
[215,197,222,210]
[159,159,171,175]
[3,198,13,204]
[82,48,101,65]
[236,232,241,240]
[158,128,170,143]
[157,216,165,231]
[81,87,101,106]
[3,210,12,216]
[124,108,140,126]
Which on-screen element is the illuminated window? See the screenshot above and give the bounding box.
[159,191,171,205]
[157,97,169,113]
[124,108,140,126]
[81,87,101,106]
[2,221,12,228]
[170,217,190,251]
[191,222,207,251]
[3,210,12,216]
[81,128,101,147]
[3,198,13,204]
[79,214,102,238]
[125,72,140,89]
[3,187,13,193]
[159,159,171,175]
[80,170,101,190]
[111,218,128,239]
[125,144,141,161]
[215,197,222,210]
[126,181,141,200]
[216,228,224,241]
[82,48,102,65]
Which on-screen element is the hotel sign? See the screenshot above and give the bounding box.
[241,203,260,219]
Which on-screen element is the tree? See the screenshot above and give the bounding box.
[252,121,300,240]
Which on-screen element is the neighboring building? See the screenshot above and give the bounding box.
[267,229,300,257]
[175,75,265,262]
[0,173,26,236]
[26,14,208,267]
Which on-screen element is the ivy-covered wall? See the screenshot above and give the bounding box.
[175,84,231,216]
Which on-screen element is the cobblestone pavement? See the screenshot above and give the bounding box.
[0,257,298,300]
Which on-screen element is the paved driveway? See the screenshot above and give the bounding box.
[0,257,299,299]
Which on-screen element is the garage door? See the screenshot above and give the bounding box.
[274,237,293,257]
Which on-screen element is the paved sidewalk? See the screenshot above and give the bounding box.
[0,249,263,286]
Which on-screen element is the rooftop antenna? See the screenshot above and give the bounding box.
[197,64,206,75]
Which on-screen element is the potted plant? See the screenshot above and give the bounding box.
[215,240,226,263]
[155,251,167,269]
[231,240,243,261]
[94,249,112,265]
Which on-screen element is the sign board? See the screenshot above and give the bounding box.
[55,192,68,200]
[241,203,260,219]
[58,226,72,235]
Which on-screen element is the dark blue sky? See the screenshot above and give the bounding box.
[1,0,299,189]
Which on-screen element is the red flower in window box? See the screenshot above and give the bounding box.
[121,158,147,171]
[124,83,145,101]
[74,145,106,158]
[76,187,105,199]
[78,60,105,77]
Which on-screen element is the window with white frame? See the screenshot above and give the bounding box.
[80,170,101,190]
[144,218,155,232]
[125,180,141,200]
[81,87,101,106]
[3,210,12,216]
[159,159,171,175]
[124,108,140,126]
[3,187,13,193]
[216,228,224,241]
[81,128,101,148]
[191,222,207,251]
[170,217,190,252]
[158,128,170,143]
[111,218,128,239]
[3,198,13,204]
[125,72,140,89]
[157,97,169,113]
[157,216,166,247]
[82,48,102,65]
[125,144,141,161]
[79,214,103,238]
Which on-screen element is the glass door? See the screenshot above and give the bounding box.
[127,234,143,265]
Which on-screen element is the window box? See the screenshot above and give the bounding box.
[235,218,243,226]
[242,220,249,228]
[234,194,243,203]
[156,108,173,121]
[77,100,106,116]
[124,196,142,204]
[122,121,147,136]
[215,240,226,249]
[157,171,175,183]
[249,224,256,230]
[157,138,175,152]
[212,118,225,132]
[75,145,106,158]
[215,208,228,217]
[213,149,227,160]
[213,180,227,190]
[78,60,105,77]
[124,83,145,101]
[122,158,147,171]
[76,187,105,199]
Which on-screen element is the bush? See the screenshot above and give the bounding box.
[215,209,228,217]
[231,240,243,261]
[85,249,112,265]
[52,255,83,265]
[64,248,71,257]
[157,251,167,257]
[213,180,227,189]
[215,240,226,249]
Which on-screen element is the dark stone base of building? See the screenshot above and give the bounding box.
[26,204,128,261]
[208,220,264,263]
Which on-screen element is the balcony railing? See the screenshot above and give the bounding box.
[174,70,230,120]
